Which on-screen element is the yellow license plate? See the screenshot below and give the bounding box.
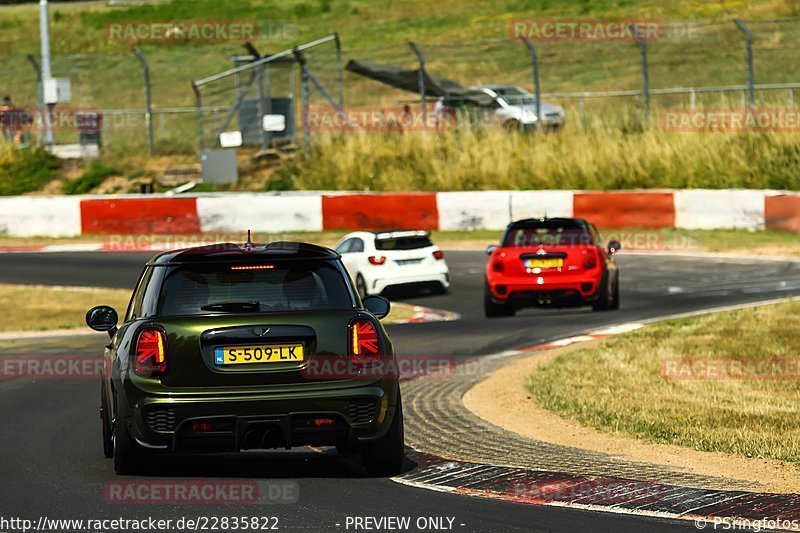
[214,344,304,365]
[525,258,564,269]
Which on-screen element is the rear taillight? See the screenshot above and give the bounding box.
[134,327,167,377]
[433,249,444,260]
[584,252,598,270]
[491,251,505,272]
[368,255,386,266]
[349,319,382,364]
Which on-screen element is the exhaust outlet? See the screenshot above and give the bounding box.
[243,429,263,449]
[262,428,283,449]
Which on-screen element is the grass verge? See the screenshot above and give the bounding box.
[526,299,800,463]
[1,228,799,256]
[0,283,419,333]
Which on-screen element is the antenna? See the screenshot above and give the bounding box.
[244,230,254,250]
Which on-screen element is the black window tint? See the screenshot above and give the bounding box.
[157,261,352,316]
[502,221,591,247]
[375,236,433,251]
[350,238,364,253]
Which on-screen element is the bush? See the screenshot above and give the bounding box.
[62,162,119,195]
[0,145,60,196]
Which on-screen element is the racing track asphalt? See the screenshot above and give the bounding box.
[1,250,799,532]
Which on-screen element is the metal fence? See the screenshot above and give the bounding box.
[6,17,800,158]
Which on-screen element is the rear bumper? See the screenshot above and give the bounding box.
[120,378,399,453]
[487,271,603,307]
[370,271,449,295]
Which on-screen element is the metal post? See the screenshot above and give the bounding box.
[631,24,650,126]
[294,50,311,154]
[192,83,204,154]
[790,88,795,109]
[133,47,154,156]
[734,19,755,108]
[521,36,542,132]
[26,54,44,145]
[39,0,54,145]
[256,63,267,151]
[409,42,426,124]
[334,33,344,109]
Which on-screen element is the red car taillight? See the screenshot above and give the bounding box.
[492,259,504,272]
[584,251,598,270]
[349,319,382,364]
[134,327,167,377]
[368,255,386,266]
[433,249,444,260]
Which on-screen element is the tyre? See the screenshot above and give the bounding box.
[112,395,145,475]
[609,274,620,310]
[355,274,368,299]
[100,382,113,459]
[430,282,448,295]
[503,119,520,132]
[361,395,405,476]
[592,273,612,311]
[484,285,515,318]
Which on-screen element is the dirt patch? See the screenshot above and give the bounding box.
[463,342,800,494]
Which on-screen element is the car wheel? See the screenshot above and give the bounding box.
[592,274,612,311]
[361,395,405,476]
[431,282,448,295]
[112,395,144,475]
[356,274,368,299]
[484,284,515,318]
[503,119,520,132]
[100,382,113,459]
[610,274,620,310]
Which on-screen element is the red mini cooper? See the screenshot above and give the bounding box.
[484,218,621,317]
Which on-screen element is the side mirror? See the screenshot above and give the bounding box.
[486,245,498,256]
[86,305,118,338]
[608,241,622,254]
[362,295,390,319]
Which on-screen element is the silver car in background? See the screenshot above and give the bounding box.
[442,85,566,131]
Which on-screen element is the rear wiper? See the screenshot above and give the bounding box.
[200,301,260,312]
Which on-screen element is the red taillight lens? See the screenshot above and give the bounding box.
[584,252,598,270]
[134,328,167,377]
[349,319,382,364]
[492,259,504,272]
[368,255,387,265]
[433,249,444,260]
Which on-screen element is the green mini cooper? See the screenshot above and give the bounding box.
[86,241,404,476]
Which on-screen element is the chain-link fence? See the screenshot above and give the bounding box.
[6,17,800,157]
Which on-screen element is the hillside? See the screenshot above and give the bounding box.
[1,0,800,194]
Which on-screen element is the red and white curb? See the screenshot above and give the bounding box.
[395,452,800,530]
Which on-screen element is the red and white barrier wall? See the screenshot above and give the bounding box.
[1,190,798,237]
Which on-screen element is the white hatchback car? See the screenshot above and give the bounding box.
[334,230,450,297]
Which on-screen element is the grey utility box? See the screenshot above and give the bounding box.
[200,149,238,184]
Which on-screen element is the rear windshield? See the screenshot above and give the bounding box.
[375,236,433,251]
[157,261,352,316]
[502,222,591,247]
